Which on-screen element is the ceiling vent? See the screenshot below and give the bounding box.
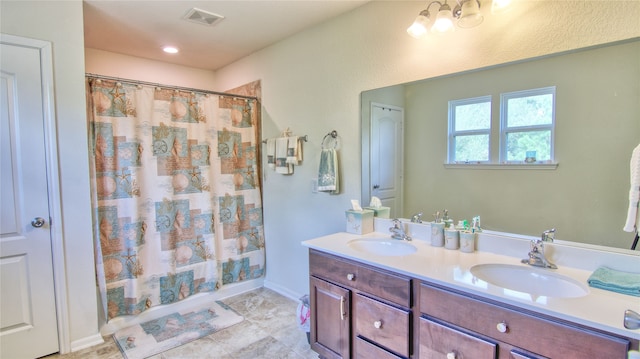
[183,8,225,27]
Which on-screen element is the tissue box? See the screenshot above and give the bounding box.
[345,209,374,234]
[364,206,390,219]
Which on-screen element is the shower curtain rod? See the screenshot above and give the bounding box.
[85,73,258,101]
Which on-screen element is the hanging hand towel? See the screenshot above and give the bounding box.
[275,137,292,174]
[318,148,339,193]
[266,138,276,170]
[286,136,303,165]
[587,266,640,297]
[624,143,640,232]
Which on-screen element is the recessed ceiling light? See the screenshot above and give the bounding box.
[163,46,179,54]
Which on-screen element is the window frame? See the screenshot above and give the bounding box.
[499,86,556,163]
[447,95,492,164]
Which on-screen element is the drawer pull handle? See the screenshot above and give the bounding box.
[340,296,346,321]
[373,320,382,329]
[496,321,508,333]
[346,273,355,281]
[446,352,457,359]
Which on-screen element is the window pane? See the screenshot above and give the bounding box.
[454,135,489,162]
[506,94,553,127]
[455,102,491,131]
[505,130,551,162]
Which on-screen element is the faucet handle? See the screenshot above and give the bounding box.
[411,212,423,223]
[542,228,556,242]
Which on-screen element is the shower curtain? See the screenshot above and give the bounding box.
[86,77,265,320]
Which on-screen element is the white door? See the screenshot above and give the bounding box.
[1,39,59,358]
[370,103,403,218]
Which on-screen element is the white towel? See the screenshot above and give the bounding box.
[318,148,339,193]
[286,136,302,165]
[275,137,292,174]
[266,138,276,170]
[623,143,640,232]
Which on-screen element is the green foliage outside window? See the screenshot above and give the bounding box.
[455,102,491,131]
[506,130,551,162]
[455,135,489,162]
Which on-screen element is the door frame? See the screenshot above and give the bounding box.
[1,33,70,353]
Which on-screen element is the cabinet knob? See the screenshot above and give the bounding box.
[346,273,355,281]
[496,321,508,333]
[373,320,382,329]
[446,352,456,359]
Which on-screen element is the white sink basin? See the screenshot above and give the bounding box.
[470,263,589,298]
[348,237,417,256]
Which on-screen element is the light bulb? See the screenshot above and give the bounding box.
[407,12,431,39]
[458,0,483,28]
[432,5,454,33]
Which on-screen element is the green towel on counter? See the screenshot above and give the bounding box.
[587,266,640,297]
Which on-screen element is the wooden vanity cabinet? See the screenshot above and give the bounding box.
[309,250,412,359]
[308,248,638,359]
[419,282,636,359]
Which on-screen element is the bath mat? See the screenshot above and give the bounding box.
[113,301,243,359]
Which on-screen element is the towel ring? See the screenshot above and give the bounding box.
[321,130,338,149]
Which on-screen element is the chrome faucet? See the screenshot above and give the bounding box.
[390,219,412,241]
[521,228,557,269]
[410,212,423,223]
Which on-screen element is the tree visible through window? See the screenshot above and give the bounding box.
[448,96,491,163]
[501,87,555,163]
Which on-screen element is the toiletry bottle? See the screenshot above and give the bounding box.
[443,210,453,229]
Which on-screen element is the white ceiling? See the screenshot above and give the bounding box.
[83,0,370,71]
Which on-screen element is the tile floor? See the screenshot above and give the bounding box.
[44,288,318,359]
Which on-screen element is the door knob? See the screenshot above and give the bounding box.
[373,184,380,189]
[31,217,46,228]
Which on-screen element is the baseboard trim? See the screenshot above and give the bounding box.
[70,333,104,352]
[264,279,304,302]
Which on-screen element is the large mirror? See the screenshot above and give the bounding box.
[361,39,639,250]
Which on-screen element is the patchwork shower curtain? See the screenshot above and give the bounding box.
[87,77,264,320]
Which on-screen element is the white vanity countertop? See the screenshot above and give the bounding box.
[302,230,640,340]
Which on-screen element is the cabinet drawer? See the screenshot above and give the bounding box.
[354,293,411,357]
[309,250,411,306]
[420,283,631,358]
[354,336,403,359]
[510,350,549,359]
[356,261,411,307]
[419,317,497,359]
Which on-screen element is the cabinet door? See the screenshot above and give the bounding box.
[310,276,351,359]
[419,317,497,359]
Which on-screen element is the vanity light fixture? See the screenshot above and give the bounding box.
[407,0,487,38]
